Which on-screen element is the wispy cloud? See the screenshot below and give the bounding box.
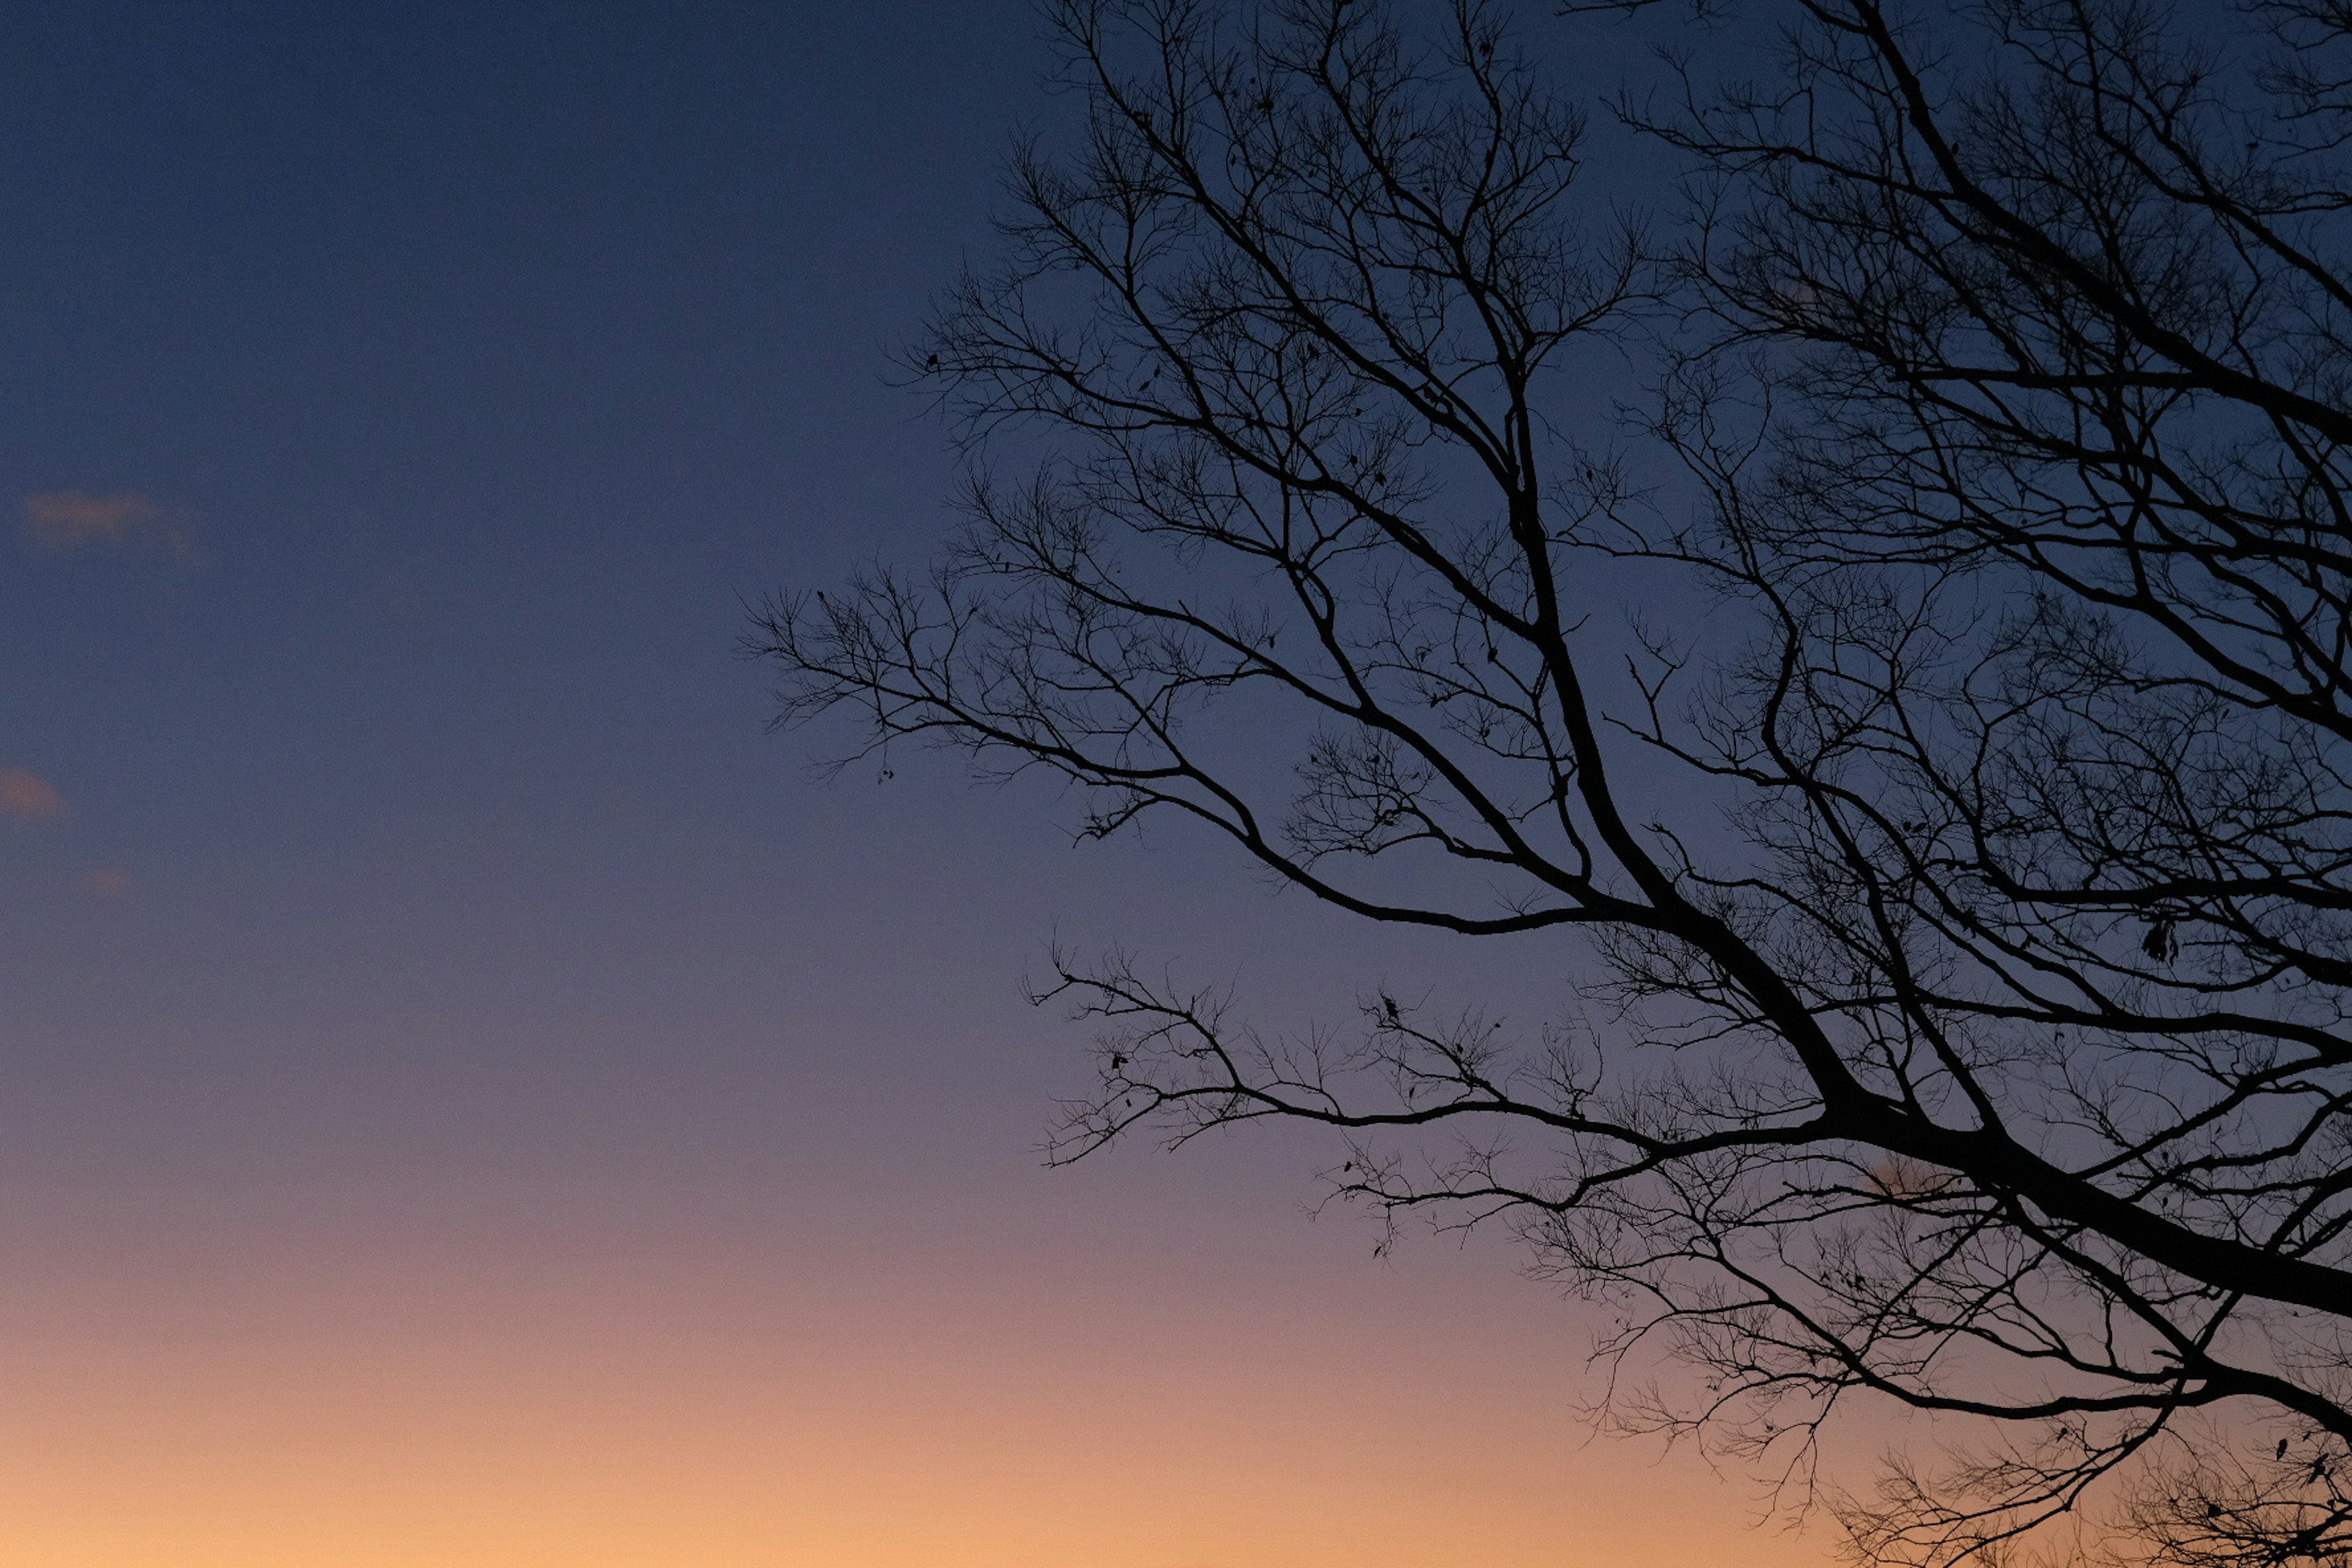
[0,767,65,823]
[81,867,130,898]
[21,489,183,552]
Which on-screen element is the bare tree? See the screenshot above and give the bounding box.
[748,1,2352,1562]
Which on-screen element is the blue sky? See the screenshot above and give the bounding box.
[0,7,1836,1562]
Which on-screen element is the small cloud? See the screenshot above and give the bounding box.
[22,489,181,552]
[0,766,65,824]
[81,867,131,899]
[1868,1158,1955,1200]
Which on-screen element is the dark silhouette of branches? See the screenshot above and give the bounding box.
[747,1,2352,1562]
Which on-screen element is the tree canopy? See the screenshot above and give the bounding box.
[752,2,2352,1561]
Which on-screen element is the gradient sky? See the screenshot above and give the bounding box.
[0,5,1847,1563]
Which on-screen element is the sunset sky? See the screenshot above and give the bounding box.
[0,5,1846,1562]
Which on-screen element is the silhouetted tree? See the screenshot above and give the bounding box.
[749,2,2352,1562]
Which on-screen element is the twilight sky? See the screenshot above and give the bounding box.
[0,5,1849,1563]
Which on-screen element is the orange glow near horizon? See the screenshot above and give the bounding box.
[0,1189,1834,1568]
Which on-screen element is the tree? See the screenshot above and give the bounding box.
[748,1,2352,1562]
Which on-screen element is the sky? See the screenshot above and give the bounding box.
[0,4,1846,1564]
